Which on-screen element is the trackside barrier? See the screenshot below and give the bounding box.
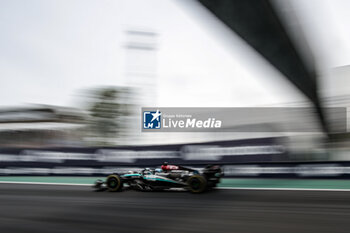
[1,137,348,178]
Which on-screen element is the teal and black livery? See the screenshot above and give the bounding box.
[94,164,222,193]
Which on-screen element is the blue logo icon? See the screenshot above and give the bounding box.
[143,110,161,129]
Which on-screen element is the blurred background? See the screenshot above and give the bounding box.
[2,1,350,233]
[0,0,350,164]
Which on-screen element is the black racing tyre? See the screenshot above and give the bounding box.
[187,175,207,193]
[106,174,123,192]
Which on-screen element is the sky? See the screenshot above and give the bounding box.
[1,0,348,109]
[285,0,350,99]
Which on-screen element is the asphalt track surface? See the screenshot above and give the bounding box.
[1,184,350,233]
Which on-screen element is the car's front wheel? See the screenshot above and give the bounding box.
[106,174,123,192]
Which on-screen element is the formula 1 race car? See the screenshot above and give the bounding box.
[94,163,222,193]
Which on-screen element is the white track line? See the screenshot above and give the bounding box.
[0,181,91,186]
[216,187,350,192]
[1,181,350,192]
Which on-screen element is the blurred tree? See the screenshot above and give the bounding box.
[87,87,130,146]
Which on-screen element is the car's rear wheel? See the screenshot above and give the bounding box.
[187,175,207,193]
[106,174,123,192]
